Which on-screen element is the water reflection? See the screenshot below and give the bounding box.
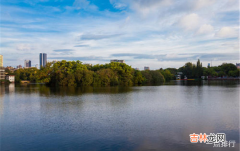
[165,80,240,86]
[42,86,136,96]
[0,85,4,116]
[13,84,136,96]
[0,81,239,151]
[0,83,15,116]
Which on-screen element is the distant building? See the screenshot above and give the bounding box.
[176,75,181,80]
[28,60,31,67]
[144,67,150,70]
[175,72,183,80]
[6,66,14,70]
[39,53,47,67]
[208,63,210,67]
[35,64,38,69]
[0,67,5,80]
[5,75,15,83]
[0,55,3,67]
[17,65,22,69]
[134,68,139,70]
[110,60,125,63]
[24,60,31,67]
[6,66,16,72]
[236,63,240,69]
[176,72,183,80]
[0,55,5,80]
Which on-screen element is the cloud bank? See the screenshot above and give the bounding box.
[0,0,239,69]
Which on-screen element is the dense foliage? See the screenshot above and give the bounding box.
[159,69,175,81]
[13,61,165,86]
[14,67,39,83]
[8,59,239,86]
[203,63,239,77]
[177,60,239,79]
[178,59,203,79]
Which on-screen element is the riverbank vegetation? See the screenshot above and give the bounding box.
[6,59,239,86]
[12,61,165,86]
[178,60,239,79]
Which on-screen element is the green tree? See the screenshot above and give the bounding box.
[159,69,173,81]
[141,70,152,84]
[141,70,165,84]
[95,68,118,86]
[229,69,240,77]
[178,62,194,78]
[178,59,203,79]
[195,59,203,78]
[218,71,225,77]
[81,70,94,86]
[166,68,178,75]
[203,68,218,77]
[132,70,144,84]
[150,71,165,84]
[220,63,237,74]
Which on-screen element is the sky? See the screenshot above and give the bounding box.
[0,0,239,69]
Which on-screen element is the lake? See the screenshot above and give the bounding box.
[0,81,239,151]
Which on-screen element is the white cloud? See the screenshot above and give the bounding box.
[110,0,172,17]
[179,13,201,30]
[73,0,89,9]
[73,0,97,10]
[109,0,128,10]
[119,16,130,28]
[215,27,238,38]
[197,24,214,35]
[132,0,172,17]
[16,44,34,51]
[1,0,239,69]
[194,0,216,10]
[165,53,193,59]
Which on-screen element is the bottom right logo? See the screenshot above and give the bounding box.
[189,133,236,147]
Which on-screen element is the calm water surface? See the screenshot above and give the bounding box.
[0,81,239,151]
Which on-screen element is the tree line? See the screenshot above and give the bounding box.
[12,61,165,86]
[177,59,239,79]
[5,59,239,86]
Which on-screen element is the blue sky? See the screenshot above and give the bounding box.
[0,0,239,69]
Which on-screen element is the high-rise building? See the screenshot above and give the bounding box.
[39,53,47,67]
[0,55,5,80]
[24,60,31,68]
[208,63,210,67]
[0,55,3,67]
[0,67,4,80]
[24,60,28,67]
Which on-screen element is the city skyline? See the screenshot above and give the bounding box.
[0,52,239,70]
[0,0,239,69]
